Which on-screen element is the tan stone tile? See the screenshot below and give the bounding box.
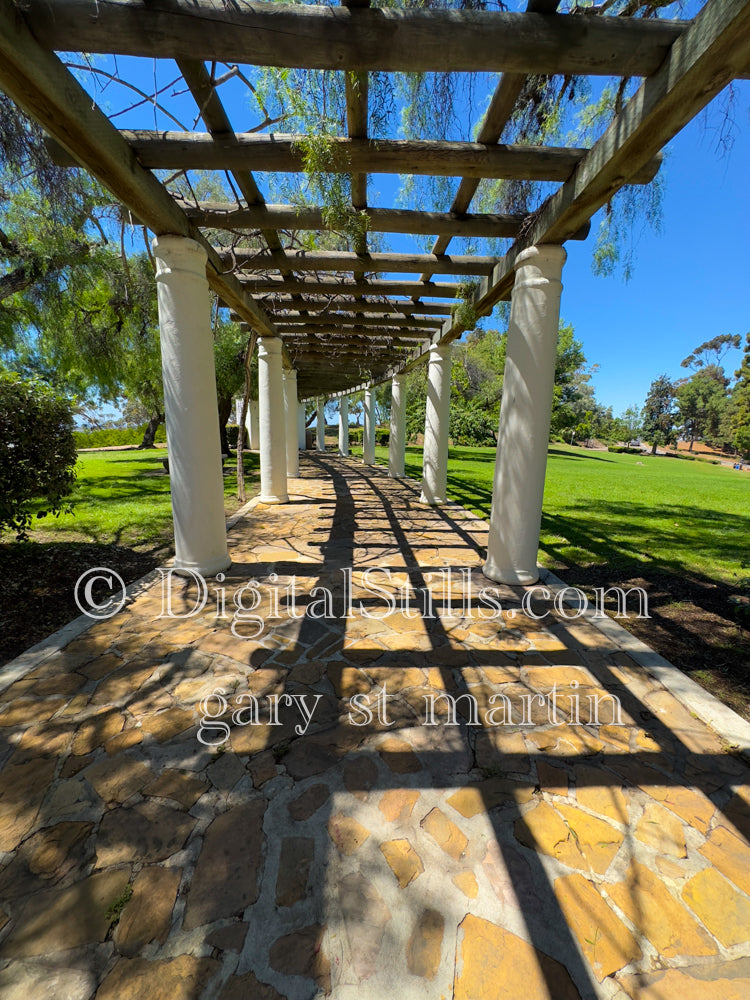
[554,872,642,980]
[452,870,478,898]
[420,807,468,862]
[575,767,628,824]
[699,825,750,897]
[380,839,424,888]
[618,965,750,1000]
[453,915,581,1000]
[143,770,208,808]
[113,866,181,955]
[446,778,534,819]
[682,868,750,948]
[328,813,370,856]
[636,801,687,858]
[607,860,717,958]
[515,801,623,875]
[645,785,715,836]
[141,708,195,742]
[336,873,388,985]
[407,909,443,980]
[84,756,153,805]
[95,955,219,1000]
[378,788,420,823]
[377,736,421,774]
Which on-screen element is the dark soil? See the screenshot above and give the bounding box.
[560,564,750,721]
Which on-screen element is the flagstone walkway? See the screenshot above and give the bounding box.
[1,453,750,1000]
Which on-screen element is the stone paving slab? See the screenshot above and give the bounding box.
[1,453,749,999]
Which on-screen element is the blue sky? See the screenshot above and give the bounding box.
[559,82,750,414]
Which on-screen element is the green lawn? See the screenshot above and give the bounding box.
[356,442,749,587]
[25,448,260,550]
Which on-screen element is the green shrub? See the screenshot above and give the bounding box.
[607,445,643,454]
[375,428,390,447]
[74,424,167,448]
[449,407,497,446]
[349,427,363,444]
[0,373,78,539]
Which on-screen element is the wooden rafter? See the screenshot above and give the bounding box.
[221,249,499,276]
[58,132,662,185]
[23,0,714,79]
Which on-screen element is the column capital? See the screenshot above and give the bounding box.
[426,341,451,360]
[515,244,567,277]
[257,335,283,357]
[152,235,207,278]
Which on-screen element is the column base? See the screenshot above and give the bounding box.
[388,471,404,479]
[259,493,289,504]
[483,555,540,586]
[419,492,446,505]
[173,552,232,578]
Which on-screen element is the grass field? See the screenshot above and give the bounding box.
[25,447,260,550]
[360,442,750,587]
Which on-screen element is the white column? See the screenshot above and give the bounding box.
[248,399,260,451]
[389,374,406,478]
[258,336,288,503]
[316,397,326,452]
[153,236,230,575]
[339,396,349,457]
[420,343,451,504]
[363,387,376,465]
[297,402,306,450]
[284,369,299,479]
[484,245,566,585]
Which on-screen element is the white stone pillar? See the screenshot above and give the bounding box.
[363,387,376,465]
[484,245,566,585]
[257,336,288,503]
[316,397,326,452]
[339,396,349,457]
[389,374,406,478]
[248,399,260,451]
[297,402,306,450]
[420,343,451,504]
[153,236,230,575]
[283,369,299,479]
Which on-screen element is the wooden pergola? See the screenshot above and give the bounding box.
[1,0,749,578]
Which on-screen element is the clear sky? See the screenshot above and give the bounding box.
[558,81,750,415]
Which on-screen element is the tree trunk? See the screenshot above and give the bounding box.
[218,393,233,456]
[651,441,657,455]
[688,433,695,451]
[138,411,163,449]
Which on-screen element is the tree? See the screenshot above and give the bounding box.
[676,365,729,450]
[642,375,677,454]
[681,334,742,372]
[0,372,77,539]
[731,333,750,457]
[621,405,642,447]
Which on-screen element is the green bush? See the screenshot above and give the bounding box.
[375,428,390,447]
[74,424,166,448]
[0,373,78,539]
[449,406,497,446]
[607,446,643,454]
[349,427,363,445]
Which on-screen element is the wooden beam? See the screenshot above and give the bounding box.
[221,249,498,276]
[180,200,577,240]
[0,0,277,336]
[269,313,441,329]
[456,0,750,334]
[239,278,462,297]
[98,132,661,185]
[276,324,432,338]
[24,0,701,78]
[235,299,453,316]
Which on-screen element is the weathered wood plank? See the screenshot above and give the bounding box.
[235,298,453,316]
[98,132,661,185]
[239,278,462,297]
[223,249,499,276]
[0,0,277,335]
[180,200,537,238]
[268,313,441,329]
[23,0,699,78]
[276,324,432,337]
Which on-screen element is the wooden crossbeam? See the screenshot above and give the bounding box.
[221,249,498,276]
[24,0,704,79]
[90,132,661,185]
[179,200,592,240]
[269,313,441,329]
[0,0,277,336]
[239,278,462,297]
[238,298,454,316]
[277,325,432,338]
